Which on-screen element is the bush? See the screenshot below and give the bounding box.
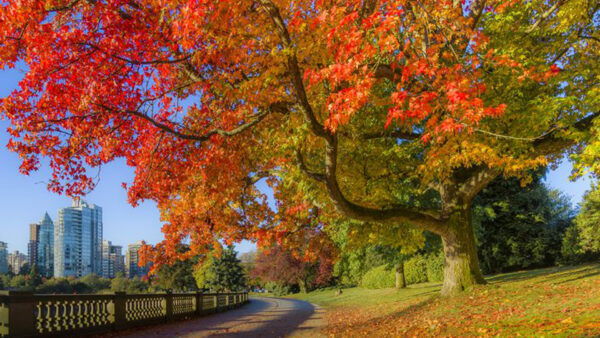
[264,281,294,296]
[361,265,395,289]
[405,255,428,285]
[425,252,444,282]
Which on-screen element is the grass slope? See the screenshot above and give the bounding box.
[286,264,600,337]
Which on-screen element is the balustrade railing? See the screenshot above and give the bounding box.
[0,290,248,337]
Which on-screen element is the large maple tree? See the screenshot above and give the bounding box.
[1,0,598,295]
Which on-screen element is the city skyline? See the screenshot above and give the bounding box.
[0,199,148,279]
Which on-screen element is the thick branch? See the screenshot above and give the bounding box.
[456,167,501,205]
[320,135,446,234]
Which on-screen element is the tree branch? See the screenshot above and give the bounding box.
[457,167,501,205]
[533,111,600,155]
[296,150,326,183]
[258,0,329,140]
[97,103,280,142]
[321,135,446,234]
[526,0,565,34]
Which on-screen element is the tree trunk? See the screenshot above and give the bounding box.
[395,261,406,289]
[440,208,486,296]
[298,278,308,294]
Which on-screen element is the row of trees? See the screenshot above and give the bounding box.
[249,171,600,294]
[0,246,249,295]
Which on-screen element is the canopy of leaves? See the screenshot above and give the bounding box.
[0,0,598,266]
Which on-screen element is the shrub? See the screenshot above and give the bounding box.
[405,255,428,285]
[361,265,395,289]
[264,281,294,296]
[425,252,445,282]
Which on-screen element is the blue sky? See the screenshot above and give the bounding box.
[0,67,592,254]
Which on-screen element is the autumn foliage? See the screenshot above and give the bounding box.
[1,0,598,294]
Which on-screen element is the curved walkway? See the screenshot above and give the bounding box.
[113,297,325,337]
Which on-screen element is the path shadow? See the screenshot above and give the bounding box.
[209,297,320,337]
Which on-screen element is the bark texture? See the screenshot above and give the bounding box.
[440,209,486,296]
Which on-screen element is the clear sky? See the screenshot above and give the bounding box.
[0,66,592,255]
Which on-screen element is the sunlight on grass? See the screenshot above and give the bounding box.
[279,263,600,336]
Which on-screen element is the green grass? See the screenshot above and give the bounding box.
[281,263,600,336]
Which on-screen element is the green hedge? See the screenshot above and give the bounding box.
[361,265,395,289]
[405,255,428,284]
[425,252,445,282]
[404,252,444,285]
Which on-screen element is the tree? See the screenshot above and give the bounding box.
[562,185,600,261]
[152,258,197,292]
[1,0,599,296]
[79,274,111,292]
[28,264,42,288]
[194,246,246,292]
[473,173,575,273]
[251,244,334,293]
[110,273,149,294]
[18,263,30,276]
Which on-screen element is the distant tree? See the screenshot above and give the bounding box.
[110,273,149,293]
[36,278,73,294]
[27,264,42,288]
[239,251,260,287]
[79,274,111,292]
[473,173,575,274]
[9,275,28,290]
[573,186,600,254]
[251,245,334,294]
[152,259,197,292]
[194,246,246,292]
[561,186,600,263]
[18,263,30,276]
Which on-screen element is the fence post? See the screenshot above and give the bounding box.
[214,293,218,312]
[1,291,37,337]
[113,292,127,331]
[165,291,173,322]
[195,291,203,316]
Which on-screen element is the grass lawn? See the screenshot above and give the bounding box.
[286,263,600,337]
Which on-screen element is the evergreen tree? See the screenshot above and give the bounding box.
[194,246,246,292]
[473,173,575,274]
[28,264,42,288]
[561,185,600,262]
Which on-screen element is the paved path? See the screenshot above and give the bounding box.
[113,297,325,338]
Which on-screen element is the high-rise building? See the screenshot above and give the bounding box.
[125,241,149,278]
[28,223,39,269]
[37,213,54,277]
[27,213,55,277]
[0,242,8,275]
[54,199,103,278]
[102,240,124,278]
[8,251,28,274]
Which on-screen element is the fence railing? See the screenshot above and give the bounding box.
[0,290,248,337]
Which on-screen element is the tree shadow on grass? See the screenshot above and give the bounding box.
[485,263,600,285]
